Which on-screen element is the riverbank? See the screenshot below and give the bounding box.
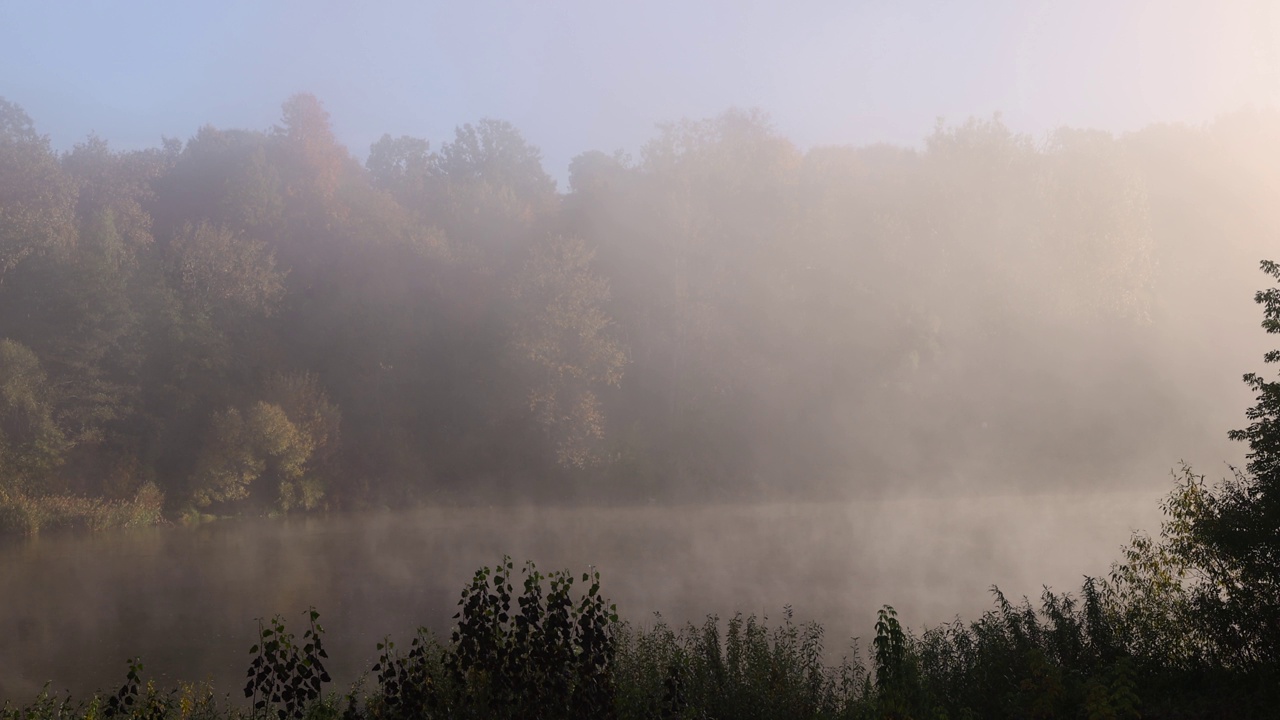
[0,484,165,536]
[2,557,1275,720]
[0,495,1164,703]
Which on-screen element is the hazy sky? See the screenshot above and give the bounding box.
[2,0,1278,185]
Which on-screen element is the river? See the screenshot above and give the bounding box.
[0,492,1165,702]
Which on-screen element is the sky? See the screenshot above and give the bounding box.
[2,0,1279,186]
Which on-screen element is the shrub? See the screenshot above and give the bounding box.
[244,609,331,720]
[613,609,866,720]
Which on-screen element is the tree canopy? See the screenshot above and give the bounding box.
[0,95,1274,514]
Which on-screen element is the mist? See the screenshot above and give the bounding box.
[2,1,1280,714]
[1,92,1275,699]
[3,97,1274,505]
[0,495,1163,699]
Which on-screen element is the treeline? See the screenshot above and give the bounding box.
[0,95,1276,517]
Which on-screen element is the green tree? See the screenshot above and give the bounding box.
[0,98,76,280]
[187,406,260,506]
[188,401,316,511]
[0,339,69,493]
[262,371,340,508]
[167,221,284,319]
[1039,128,1154,322]
[432,119,557,265]
[140,221,287,492]
[366,133,434,205]
[1209,258,1280,665]
[1106,261,1280,671]
[248,401,316,511]
[1230,259,1280,482]
[512,235,627,468]
[436,118,557,204]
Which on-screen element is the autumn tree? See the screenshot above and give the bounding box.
[274,93,350,226]
[188,382,334,512]
[188,402,311,509]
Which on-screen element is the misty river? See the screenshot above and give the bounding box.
[0,493,1164,702]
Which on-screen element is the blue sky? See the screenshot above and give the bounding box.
[2,0,1278,185]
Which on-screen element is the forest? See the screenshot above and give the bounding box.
[1,93,1276,526]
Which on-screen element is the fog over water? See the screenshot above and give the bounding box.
[0,493,1164,701]
[0,97,1274,702]
[2,3,1279,713]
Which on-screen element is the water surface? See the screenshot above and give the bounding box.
[0,493,1164,701]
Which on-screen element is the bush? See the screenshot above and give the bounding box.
[371,557,620,720]
[613,610,866,720]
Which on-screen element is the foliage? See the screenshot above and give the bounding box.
[104,659,173,720]
[612,609,864,720]
[872,605,919,717]
[3,92,1279,506]
[512,235,627,467]
[166,222,284,320]
[0,481,163,536]
[365,630,447,720]
[188,402,318,511]
[244,610,331,720]
[331,558,619,720]
[0,97,76,279]
[6,552,1280,719]
[906,584,1140,719]
[14,91,1253,505]
[0,338,68,493]
[441,557,617,719]
[1103,260,1280,672]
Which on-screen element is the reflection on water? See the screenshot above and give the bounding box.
[0,493,1163,701]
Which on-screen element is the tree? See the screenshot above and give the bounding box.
[0,339,69,493]
[429,119,557,266]
[1110,260,1280,670]
[512,235,627,468]
[436,119,556,204]
[0,98,76,280]
[1039,128,1154,322]
[1208,258,1280,665]
[188,401,317,511]
[262,371,340,508]
[166,221,284,320]
[1230,259,1280,481]
[274,93,349,222]
[366,134,433,201]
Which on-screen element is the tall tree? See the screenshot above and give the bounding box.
[0,98,75,281]
[512,235,627,468]
[275,93,350,225]
[0,339,68,494]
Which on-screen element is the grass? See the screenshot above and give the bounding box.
[0,482,165,536]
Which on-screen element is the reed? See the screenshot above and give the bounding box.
[0,483,164,536]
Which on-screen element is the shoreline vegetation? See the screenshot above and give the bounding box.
[0,483,164,536]
[2,546,1277,719]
